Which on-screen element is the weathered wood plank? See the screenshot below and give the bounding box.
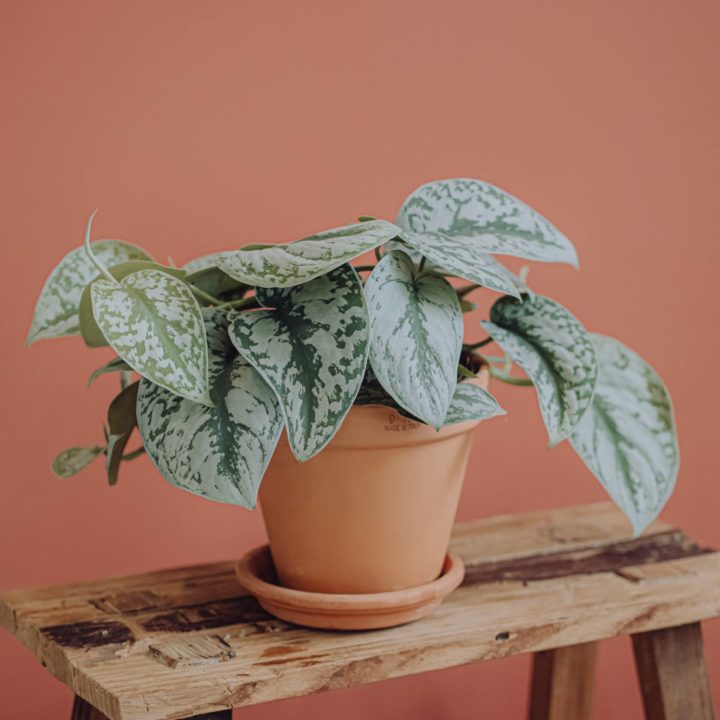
[633,623,716,720]
[528,642,597,720]
[0,502,717,720]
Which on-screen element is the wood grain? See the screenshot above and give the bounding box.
[528,642,597,720]
[1,502,717,720]
[633,623,716,720]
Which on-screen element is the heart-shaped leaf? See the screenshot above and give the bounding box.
[397,178,578,267]
[443,382,506,425]
[91,270,210,405]
[52,446,105,478]
[365,251,463,429]
[482,295,597,445]
[219,220,400,288]
[27,241,152,345]
[229,264,369,462]
[137,310,284,508]
[79,261,187,347]
[105,381,139,486]
[88,357,133,387]
[400,231,523,298]
[570,335,679,535]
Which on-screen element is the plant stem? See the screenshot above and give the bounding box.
[489,366,533,386]
[218,295,261,311]
[122,446,145,461]
[188,284,223,306]
[457,283,480,297]
[418,256,427,272]
[374,245,383,262]
[84,210,116,283]
[463,337,493,350]
[353,264,376,272]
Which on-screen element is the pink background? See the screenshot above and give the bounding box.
[1,1,718,717]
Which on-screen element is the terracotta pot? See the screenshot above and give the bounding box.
[259,369,490,594]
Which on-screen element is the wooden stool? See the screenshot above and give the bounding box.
[1,502,717,719]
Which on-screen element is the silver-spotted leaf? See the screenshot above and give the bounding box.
[397,178,577,267]
[137,310,284,508]
[52,446,105,478]
[229,265,369,462]
[482,295,597,445]
[401,231,523,298]
[79,261,187,347]
[570,335,679,534]
[27,241,152,345]
[444,382,506,425]
[91,270,210,405]
[183,252,231,274]
[365,251,463,429]
[219,220,400,288]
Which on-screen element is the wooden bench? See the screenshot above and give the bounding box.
[1,502,717,719]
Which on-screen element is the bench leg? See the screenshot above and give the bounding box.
[528,642,597,720]
[632,622,715,720]
[71,697,110,720]
[72,695,231,719]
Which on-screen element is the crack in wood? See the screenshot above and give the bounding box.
[462,531,712,586]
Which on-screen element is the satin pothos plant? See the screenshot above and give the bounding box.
[27,179,679,534]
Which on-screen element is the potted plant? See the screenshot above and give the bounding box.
[27,178,679,629]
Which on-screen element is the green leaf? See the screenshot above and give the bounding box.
[91,270,211,405]
[570,335,679,534]
[365,251,463,429]
[397,178,578,267]
[137,310,284,507]
[183,252,230,274]
[482,295,597,446]
[79,260,187,347]
[52,446,105,478]
[400,230,523,298]
[88,357,133,387]
[229,265,369,462]
[185,266,248,300]
[443,382,506,425]
[27,241,152,345]
[219,220,401,288]
[105,382,139,486]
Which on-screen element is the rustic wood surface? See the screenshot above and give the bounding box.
[633,622,716,720]
[528,642,597,720]
[1,502,718,720]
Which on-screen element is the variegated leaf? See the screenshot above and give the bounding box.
[183,252,231,274]
[444,382,506,425]
[229,265,368,462]
[570,335,679,534]
[27,241,152,345]
[79,260,187,347]
[365,251,463,429]
[91,270,210,405]
[401,231,523,298]
[137,310,284,508]
[482,295,597,445]
[397,178,578,266]
[52,446,105,478]
[219,220,400,288]
[88,357,133,387]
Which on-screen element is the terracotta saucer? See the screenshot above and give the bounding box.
[235,545,464,631]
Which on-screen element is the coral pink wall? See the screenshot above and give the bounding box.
[1,1,719,717]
